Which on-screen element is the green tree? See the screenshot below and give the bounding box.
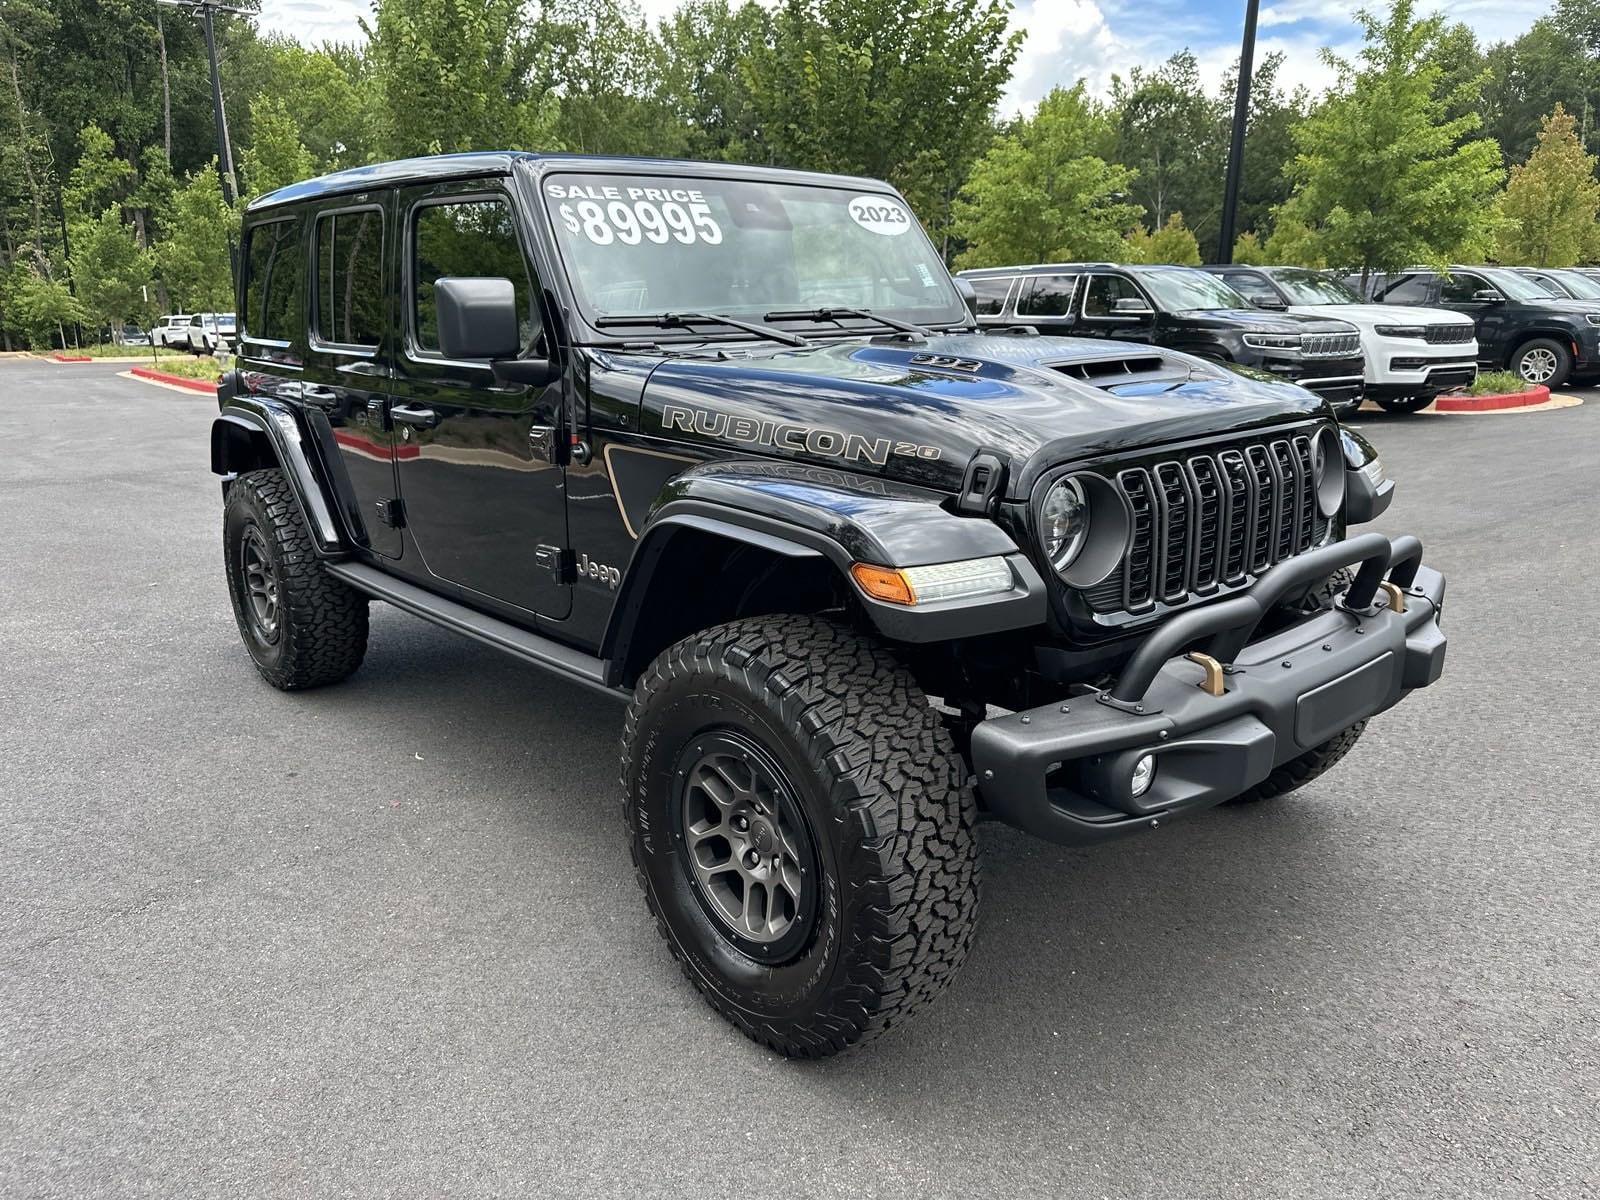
[952,84,1141,268]
[745,0,1021,254]
[1263,215,1327,268]
[1230,230,1267,264]
[69,209,155,333]
[154,163,235,312]
[10,255,85,348]
[240,95,315,198]
[363,0,558,156]
[537,0,686,157]
[1285,0,1503,287]
[65,124,133,218]
[1149,211,1201,264]
[659,0,771,161]
[1499,105,1600,265]
[1110,52,1224,253]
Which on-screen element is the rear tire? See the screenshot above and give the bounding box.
[622,614,981,1058]
[1511,338,1571,388]
[223,468,368,689]
[1373,393,1435,414]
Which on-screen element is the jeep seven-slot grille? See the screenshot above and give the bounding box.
[1085,433,1330,615]
[1302,332,1361,357]
[1423,324,1473,345]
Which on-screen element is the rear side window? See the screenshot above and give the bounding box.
[967,276,1013,316]
[241,220,299,345]
[1019,274,1078,317]
[314,209,384,347]
[411,196,536,354]
[1382,274,1434,304]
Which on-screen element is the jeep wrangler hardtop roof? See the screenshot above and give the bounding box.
[246,152,897,215]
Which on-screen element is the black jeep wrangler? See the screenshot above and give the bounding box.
[212,153,1447,1057]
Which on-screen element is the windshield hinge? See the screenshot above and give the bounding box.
[957,452,1008,516]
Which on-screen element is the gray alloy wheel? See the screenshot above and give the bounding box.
[1512,337,1571,387]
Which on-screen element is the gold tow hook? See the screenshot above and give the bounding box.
[1184,651,1227,697]
[1376,581,1407,613]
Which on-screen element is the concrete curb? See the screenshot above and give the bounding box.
[1434,385,1549,412]
[128,365,217,394]
[50,353,93,363]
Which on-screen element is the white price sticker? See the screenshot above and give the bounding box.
[548,182,723,247]
[848,196,912,236]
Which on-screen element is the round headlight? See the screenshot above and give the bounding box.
[1040,478,1089,572]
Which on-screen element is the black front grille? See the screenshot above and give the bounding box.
[1424,324,1473,345]
[1088,432,1331,615]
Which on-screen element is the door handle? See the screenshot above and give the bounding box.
[390,404,440,429]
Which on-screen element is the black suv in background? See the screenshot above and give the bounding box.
[1348,265,1600,387]
[958,262,1365,412]
[1511,266,1600,304]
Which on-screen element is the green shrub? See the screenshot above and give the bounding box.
[1467,370,1535,396]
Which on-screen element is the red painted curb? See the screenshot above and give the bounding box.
[1434,385,1549,412]
[129,365,217,394]
[50,353,93,362]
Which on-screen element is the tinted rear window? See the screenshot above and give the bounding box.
[315,209,384,347]
[966,275,1013,316]
[242,219,301,343]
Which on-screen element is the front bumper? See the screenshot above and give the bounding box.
[971,532,1446,846]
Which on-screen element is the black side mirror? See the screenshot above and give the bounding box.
[1470,289,1505,303]
[435,276,560,385]
[1112,296,1154,315]
[954,277,979,317]
[1250,296,1288,310]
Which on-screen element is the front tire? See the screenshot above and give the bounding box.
[622,615,981,1058]
[223,468,368,689]
[1511,337,1571,388]
[1224,721,1367,805]
[1373,393,1435,414]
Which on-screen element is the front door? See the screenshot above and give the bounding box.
[1078,273,1157,342]
[1440,271,1509,364]
[389,180,571,619]
[304,196,402,559]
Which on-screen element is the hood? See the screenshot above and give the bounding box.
[1520,297,1600,316]
[636,333,1327,499]
[1174,308,1358,334]
[1286,303,1474,328]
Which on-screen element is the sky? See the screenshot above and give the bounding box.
[254,0,1556,112]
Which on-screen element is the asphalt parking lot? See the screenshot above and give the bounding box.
[3,358,1597,1198]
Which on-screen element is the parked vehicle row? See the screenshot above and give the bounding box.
[957,261,1466,415]
[151,311,237,353]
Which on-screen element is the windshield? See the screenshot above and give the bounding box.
[537,170,968,331]
[1546,269,1600,300]
[1481,268,1556,301]
[1134,267,1250,312]
[1269,269,1362,305]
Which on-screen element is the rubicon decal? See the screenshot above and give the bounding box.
[662,404,941,465]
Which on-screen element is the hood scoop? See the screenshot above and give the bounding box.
[1048,353,1189,388]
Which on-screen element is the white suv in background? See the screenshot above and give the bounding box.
[151,315,191,349]
[185,312,237,353]
[1205,265,1477,414]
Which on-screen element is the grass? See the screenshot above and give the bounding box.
[53,342,191,359]
[1466,370,1536,396]
[137,356,224,383]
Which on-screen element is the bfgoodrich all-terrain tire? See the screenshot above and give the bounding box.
[622,615,980,1058]
[223,468,368,689]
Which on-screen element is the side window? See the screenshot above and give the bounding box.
[967,276,1013,316]
[1224,273,1280,306]
[1440,273,1488,303]
[1082,273,1142,317]
[1018,274,1078,317]
[313,209,384,347]
[1381,274,1434,304]
[411,196,536,354]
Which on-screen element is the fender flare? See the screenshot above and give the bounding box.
[211,400,347,555]
[601,461,1047,670]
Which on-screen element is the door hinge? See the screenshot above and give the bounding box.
[534,544,575,583]
[375,498,406,529]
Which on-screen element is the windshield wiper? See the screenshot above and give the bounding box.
[765,306,933,337]
[594,311,811,347]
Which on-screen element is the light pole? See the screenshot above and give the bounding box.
[156,0,246,205]
[1216,0,1260,264]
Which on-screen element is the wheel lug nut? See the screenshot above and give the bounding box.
[733,815,748,831]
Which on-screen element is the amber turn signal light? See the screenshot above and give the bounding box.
[849,563,915,606]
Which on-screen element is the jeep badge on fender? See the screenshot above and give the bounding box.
[212,152,1446,1059]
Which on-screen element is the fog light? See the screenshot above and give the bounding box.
[1130,754,1156,798]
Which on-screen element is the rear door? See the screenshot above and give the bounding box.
[304,194,402,559]
[1015,272,1080,334]
[388,179,571,620]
